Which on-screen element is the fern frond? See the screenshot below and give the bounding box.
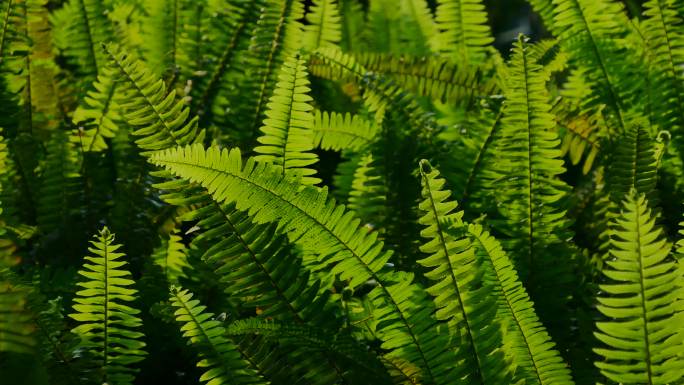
[356,53,499,106]
[639,0,684,141]
[347,153,387,229]
[417,160,513,384]
[594,190,684,384]
[254,52,320,185]
[195,0,259,122]
[27,288,87,385]
[0,0,40,133]
[303,0,342,51]
[467,224,575,385]
[438,104,502,215]
[364,0,436,55]
[69,227,146,385]
[556,99,604,175]
[490,36,576,337]
[494,35,573,281]
[190,203,334,324]
[606,123,659,205]
[141,0,185,77]
[36,130,82,234]
[151,228,189,283]
[434,0,494,64]
[338,0,364,52]
[226,317,392,384]
[151,144,460,384]
[231,0,305,146]
[169,287,268,385]
[311,48,440,137]
[312,110,377,152]
[70,65,121,152]
[527,0,558,35]
[50,0,113,80]
[551,0,637,132]
[103,43,201,154]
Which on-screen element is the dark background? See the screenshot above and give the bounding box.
[305,0,651,53]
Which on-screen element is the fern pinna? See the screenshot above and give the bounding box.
[2,1,684,384]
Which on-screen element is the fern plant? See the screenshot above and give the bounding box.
[2,1,684,384]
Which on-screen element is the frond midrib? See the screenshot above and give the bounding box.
[313,0,328,49]
[632,208,654,384]
[102,236,110,383]
[279,57,301,176]
[520,40,536,283]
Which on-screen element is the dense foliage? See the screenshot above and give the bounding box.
[1,0,684,384]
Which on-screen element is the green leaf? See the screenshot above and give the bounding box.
[69,227,146,385]
[594,190,684,384]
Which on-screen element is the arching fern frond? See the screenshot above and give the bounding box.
[467,224,575,385]
[417,160,513,384]
[150,144,460,384]
[356,53,499,106]
[152,144,390,289]
[594,190,684,384]
[434,0,494,64]
[312,110,377,152]
[103,43,201,154]
[169,287,268,385]
[254,52,320,185]
[303,0,342,51]
[69,227,146,385]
